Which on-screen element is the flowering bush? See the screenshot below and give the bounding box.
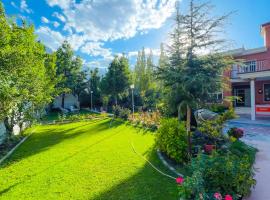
[178,151,256,200]
[228,127,244,139]
[128,111,161,130]
[176,177,184,185]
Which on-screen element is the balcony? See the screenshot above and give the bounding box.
[231,59,270,79]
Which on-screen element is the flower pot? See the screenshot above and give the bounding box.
[204,144,215,153]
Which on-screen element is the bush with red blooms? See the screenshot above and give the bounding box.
[228,127,244,139]
[177,151,256,200]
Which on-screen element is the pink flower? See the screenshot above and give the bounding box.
[224,195,233,200]
[176,177,184,185]
[213,192,222,200]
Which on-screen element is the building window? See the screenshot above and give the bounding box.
[209,91,223,103]
[264,84,270,101]
[243,60,256,72]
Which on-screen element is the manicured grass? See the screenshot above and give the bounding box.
[0,118,178,199]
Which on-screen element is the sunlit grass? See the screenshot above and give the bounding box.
[0,119,178,200]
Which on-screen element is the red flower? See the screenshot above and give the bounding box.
[213,192,222,200]
[224,195,233,200]
[176,177,184,185]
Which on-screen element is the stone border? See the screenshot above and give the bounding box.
[0,132,33,165]
[156,149,184,177]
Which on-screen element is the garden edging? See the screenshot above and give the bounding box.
[156,149,184,177]
[0,130,34,165]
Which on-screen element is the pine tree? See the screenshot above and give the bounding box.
[157,0,234,155]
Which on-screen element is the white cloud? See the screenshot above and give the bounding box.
[41,16,49,23]
[20,0,33,14]
[46,0,176,42]
[36,26,65,51]
[53,21,60,28]
[11,1,18,9]
[66,34,87,51]
[52,12,66,22]
[46,0,74,10]
[36,26,90,52]
[81,42,113,59]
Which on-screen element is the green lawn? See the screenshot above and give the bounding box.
[0,118,178,200]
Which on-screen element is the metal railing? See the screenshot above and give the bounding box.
[230,59,270,78]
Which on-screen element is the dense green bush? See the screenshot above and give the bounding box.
[208,104,228,114]
[113,105,131,120]
[156,118,188,163]
[198,108,236,140]
[178,142,257,200]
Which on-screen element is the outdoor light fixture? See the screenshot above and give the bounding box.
[130,84,135,118]
[90,90,93,110]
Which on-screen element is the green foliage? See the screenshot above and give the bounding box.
[179,148,256,199]
[229,140,257,164]
[156,118,189,163]
[178,170,205,200]
[208,104,228,114]
[157,0,235,120]
[0,2,58,124]
[113,105,131,120]
[198,109,236,139]
[129,111,161,131]
[133,47,160,110]
[101,56,131,105]
[55,41,86,107]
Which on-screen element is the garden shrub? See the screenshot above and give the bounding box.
[229,140,257,164]
[129,111,161,130]
[208,104,228,114]
[156,118,189,163]
[198,108,236,140]
[113,105,131,120]
[178,150,256,200]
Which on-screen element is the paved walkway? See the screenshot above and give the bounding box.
[225,120,270,200]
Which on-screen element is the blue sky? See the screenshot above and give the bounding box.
[2,0,270,71]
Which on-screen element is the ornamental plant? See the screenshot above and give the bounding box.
[156,118,189,163]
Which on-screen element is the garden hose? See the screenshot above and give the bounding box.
[130,141,177,180]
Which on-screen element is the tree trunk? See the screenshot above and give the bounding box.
[3,117,12,135]
[186,105,192,157]
[178,104,181,121]
[115,95,118,106]
[61,93,65,108]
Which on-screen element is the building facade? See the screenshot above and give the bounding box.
[225,22,270,120]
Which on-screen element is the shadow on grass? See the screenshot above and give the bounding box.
[93,148,178,200]
[1,119,123,168]
[0,121,125,196]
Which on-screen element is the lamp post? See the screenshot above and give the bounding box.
[130,84,135,118]
[90,91,93,111]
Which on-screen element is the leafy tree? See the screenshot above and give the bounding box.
[157,0,234,155]
[0,1,58,131]
[55,41,85,108]
[101,55,131,105]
